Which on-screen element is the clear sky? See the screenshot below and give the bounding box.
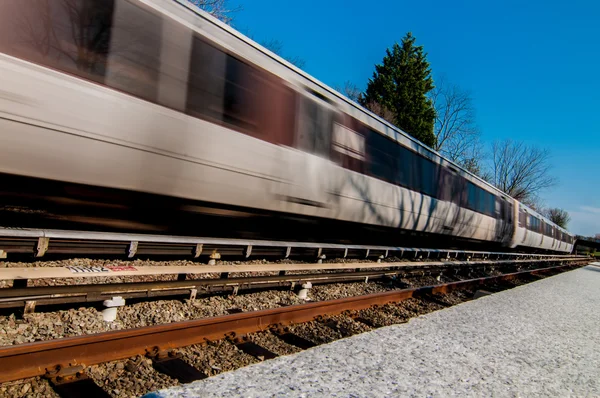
[232,0,600,237]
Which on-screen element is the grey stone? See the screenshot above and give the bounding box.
[152,267,600,398]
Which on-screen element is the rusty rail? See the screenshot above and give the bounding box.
[0,262,583,383]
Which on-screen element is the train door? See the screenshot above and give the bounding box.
[276,91,338,210]
[519,206,528,244]
[497,198,513,244]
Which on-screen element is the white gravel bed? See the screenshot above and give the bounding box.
[150,266,600,398]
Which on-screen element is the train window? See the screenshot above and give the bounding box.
[450,175,467,205]
[466,187,496,217]
[187,37,262,133]
[0,0,168,104]
[478,190,490,216]
[477,190,486,214]
[0,0,115,85]
[222,56,261,131]
[487,192,497,217]
[366,132,397,183]
[528,216,540,233]
[297,96,333,158]
[392,147,441,198]
[437,168,458,203]
[418,156,438,197]
[105,1,162,103]
[186,37,227,122]
[466,182,478,211]
[332,123,366,161]
[500,200,513,221]
[331,122,366,173]
[519,208,526,227]
[396,146,415,188]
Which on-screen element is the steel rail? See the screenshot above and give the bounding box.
[0,227,576,259]
[0,262,581,383]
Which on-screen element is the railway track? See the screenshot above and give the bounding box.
[0,257,584,310]
[0,260,588,397]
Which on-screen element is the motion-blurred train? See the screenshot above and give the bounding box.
[0,0,574,253]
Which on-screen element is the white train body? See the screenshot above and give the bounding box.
[0,0,574,252]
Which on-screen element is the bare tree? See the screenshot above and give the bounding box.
[595,233,600,240]
[485,139,557,202]
[541,208,571,228]
[260,38,305,69]
[430,76,482,173]
[334,81,362,103]
[363,100,396,125]
[187,0,240,24]
[520,195,546,212]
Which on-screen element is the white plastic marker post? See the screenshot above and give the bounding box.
[102,296,126,322]
[297,282,313,300]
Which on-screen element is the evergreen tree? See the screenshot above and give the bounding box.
[361,32,436,148]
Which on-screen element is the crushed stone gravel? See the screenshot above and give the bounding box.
[179,341,258,377]
[248,331,302,356]
[88,356,177,398]
[150,266,600,398]
[0,377,58,398]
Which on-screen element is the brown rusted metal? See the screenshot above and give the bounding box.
[0,262,581,383]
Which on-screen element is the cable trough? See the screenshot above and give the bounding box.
[0,227,577,260]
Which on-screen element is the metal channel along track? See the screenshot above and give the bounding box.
[0,227,577,260]
[0,261,586,384]
[0,257,585,309]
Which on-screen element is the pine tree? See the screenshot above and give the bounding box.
[361,32,436,148]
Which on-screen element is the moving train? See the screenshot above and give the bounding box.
[0,0,574,253]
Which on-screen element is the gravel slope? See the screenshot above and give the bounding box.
[150,266,600,398]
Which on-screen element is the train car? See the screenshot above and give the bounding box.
[0,0,574,252]
[514,203,574,252]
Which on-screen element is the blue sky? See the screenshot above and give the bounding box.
[232,0,600,236]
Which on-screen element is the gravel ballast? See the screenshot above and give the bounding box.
[0,279,406,346]
[150,265,600,398]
